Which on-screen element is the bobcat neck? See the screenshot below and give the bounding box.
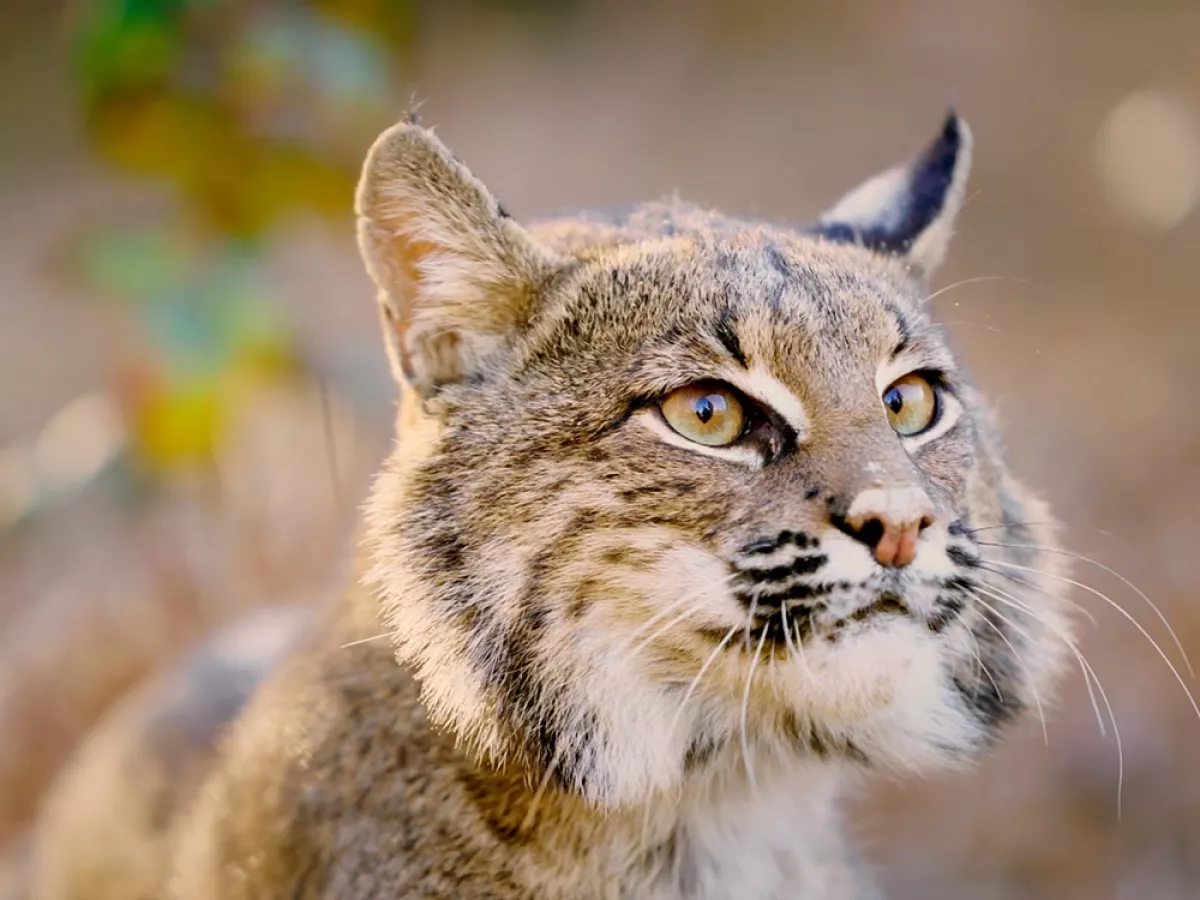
[323,593,869,899]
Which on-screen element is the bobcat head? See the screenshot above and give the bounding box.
[357,112,1071,809]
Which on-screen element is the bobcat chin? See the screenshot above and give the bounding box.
[27,110,1072,900]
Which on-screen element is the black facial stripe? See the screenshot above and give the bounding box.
[885,300,915,354]
[946,544,980,568]
[712,308,748,368]
[926,594,966,633]
[736,554,828,583]
[734,579,842,609]
[741,538,780,555]
[738,530,817,556]
[941,574,975,594]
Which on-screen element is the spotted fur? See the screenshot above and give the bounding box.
[29,112,1072,900]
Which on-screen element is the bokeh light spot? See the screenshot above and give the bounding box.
[1095,88,1200,231]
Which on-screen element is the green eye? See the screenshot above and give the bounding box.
[883,373,939,436]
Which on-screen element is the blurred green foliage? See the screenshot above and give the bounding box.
[68,0,410,472]
[72,0,410,237]
[57,0,582,481]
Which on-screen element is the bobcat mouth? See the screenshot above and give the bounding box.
[850,591,910,622]
[734,585,925,649]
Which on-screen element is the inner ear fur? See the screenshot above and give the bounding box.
[355,120,568,396]
[812,111,973,279]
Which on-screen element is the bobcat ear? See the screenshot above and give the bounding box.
[812,111,972,278]
[356,120,568,396]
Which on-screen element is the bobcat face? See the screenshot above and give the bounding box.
[358,113,1071,809]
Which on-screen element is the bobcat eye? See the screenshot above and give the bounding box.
[883,373,939,436]
[659,382,746,446]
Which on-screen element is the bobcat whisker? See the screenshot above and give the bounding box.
[979,559,1200,724]
[953,551,1100,628]
[340,631,401,650]
[967,581,1125,817]
[619,601,708,673]
[962,623,1008,725]
[961,589,1047,745]
[780,603,808,672]
[616,574,737,668]
[620,592,706,654]
[921,274,1029,306]
[663,623,742,757]
[519,743,567,835]
[959,520,1125,545]
[645,623,744,851]
[971,579,1109,739]
[740,625,770,797]
[743,591,761,651]
[976,540,1193,676]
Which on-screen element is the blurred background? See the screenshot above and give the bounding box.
[1,0,1199,897]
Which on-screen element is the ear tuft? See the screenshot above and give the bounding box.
[356,121,566,395]
[812,111,973,278]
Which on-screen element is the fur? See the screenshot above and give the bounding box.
[27,111,1071,899]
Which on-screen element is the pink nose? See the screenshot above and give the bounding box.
[837,487,935,568]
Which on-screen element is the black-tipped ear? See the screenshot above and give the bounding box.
[811,112,972,277]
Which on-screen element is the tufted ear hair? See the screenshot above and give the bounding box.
[356,118,569,397]
[811,111,973,278]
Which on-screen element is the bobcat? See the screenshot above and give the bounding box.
[27,110,1072,899]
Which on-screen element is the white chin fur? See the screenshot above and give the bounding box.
[781,619,982,769]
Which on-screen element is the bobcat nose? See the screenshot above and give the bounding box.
[833,487,935,567]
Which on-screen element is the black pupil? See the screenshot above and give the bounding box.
[694,396,715,424]
[885,387,904,414]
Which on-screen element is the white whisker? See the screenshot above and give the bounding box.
[781,603,808,672]
[341,631,399,649]
[981,558,1200,725]
[968,581,1124,818]
[619,600,705,672]
[663,624,741,754]
[743,594,760,651]
[963,624,1006,715]
[922,274,1029,305]
[961,520,1125,545]
[642,623,742,855]
[616,573,737,669]
[973,579,1108,738]
[961,587,1047,745]
[740,625,770,797]
[977,540,1193,677]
